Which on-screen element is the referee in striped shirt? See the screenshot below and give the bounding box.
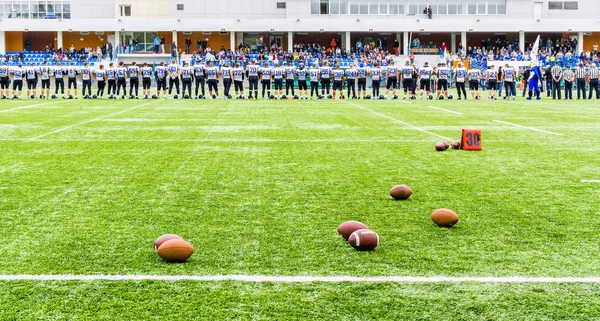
[563,65,574,100]
[576,63,587,99]
[551,62,562,100]
[588,63,599,99]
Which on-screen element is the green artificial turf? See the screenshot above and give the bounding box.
[0,96,599,319]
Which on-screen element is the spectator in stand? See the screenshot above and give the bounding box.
[440,42,448,53]
[185,37,192,54]
[330,38,337,49]
[160,36,166,54]
[154,36,160,53]
[197,38,202,51]
[427,6,433,19]
[25,38,31,51]
[393,38,399,55]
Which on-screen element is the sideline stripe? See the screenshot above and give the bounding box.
[492,120,563,136]
[346,102,450,140]
[30,100,159,140]
[427,105,462,115]
[581,180,600,183]
[0,100,72,113]
[1,274,600,283]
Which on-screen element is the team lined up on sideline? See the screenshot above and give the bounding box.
[0,59,580,101]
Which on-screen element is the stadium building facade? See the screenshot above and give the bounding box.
[0,0,600,55]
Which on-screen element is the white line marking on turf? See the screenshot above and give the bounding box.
[30,100,159,140]
[492,120,563,136]
[0,138,436,143]
[346,102,450,140]
[427,105,462,115]
[581,180,600,183]
[0,100,72,113]
[1,274,600,283]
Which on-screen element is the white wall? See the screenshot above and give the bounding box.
[170,0,285,19]
[71,0,114,19]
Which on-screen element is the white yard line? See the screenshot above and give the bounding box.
[427,105,462,115]
[0,138,436,143]
[29,100,159,140]
[581,180,600,183]
[346,102,450,140]
[0,100,72,113]
[0,274,600,283]
[492,120,563,136]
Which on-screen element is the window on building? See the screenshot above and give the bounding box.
[340,0,349,14]
[311,0,320,13]
[548,1,563,9]
[120,5,131,16]
[320,0,503,16]
[330,0,339,14]
[276,2,286,9]
[320,0,329,14]
[177,4,184,10]
[359,0,368,14]
[564,2,578,10]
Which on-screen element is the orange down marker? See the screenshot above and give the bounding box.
[461,129,482,151]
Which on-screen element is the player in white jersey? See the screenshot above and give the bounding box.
[485,65,498,100]
[297,64,308,99]
[25,63,38,99]
[356,64,367,99]
[128,61,140,98]
[205,61,219,98]
[180,61,193,98]
[141,63,153,99]
[260,62,272,99]
[331,64,345,100]
[220,61,232,98]
[401,60,415,99]
[52,62,66,98]
[246,60,260,99]
[39,60,51,99]
[167,59,181,98]
[105,63,116,98]
[502,63,516,100]
[154,62,168,98]
[11,64,25,99]
[115,61,128,98]
[0,62,9,98]
[80,62,93,97]
[385,60,399,99]
[272,63,284,98]
[284,62,296,97]
[453,62,467,100]
[96,64,107,98]
[345,64,357,99]
[370,63,382,98]
[66,62,79,98]
[232,62,245,98]
[468,66,481,99]
[308,64,320,99]
[418,62,432,99]
[193,61,206,98]
[320,61,332,97]
[436,63,450,99]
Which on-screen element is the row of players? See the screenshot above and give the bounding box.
[0,60,520,100]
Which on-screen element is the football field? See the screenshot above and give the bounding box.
[0,96,599,320]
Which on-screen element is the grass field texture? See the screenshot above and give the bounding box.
[0,97,598,320]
